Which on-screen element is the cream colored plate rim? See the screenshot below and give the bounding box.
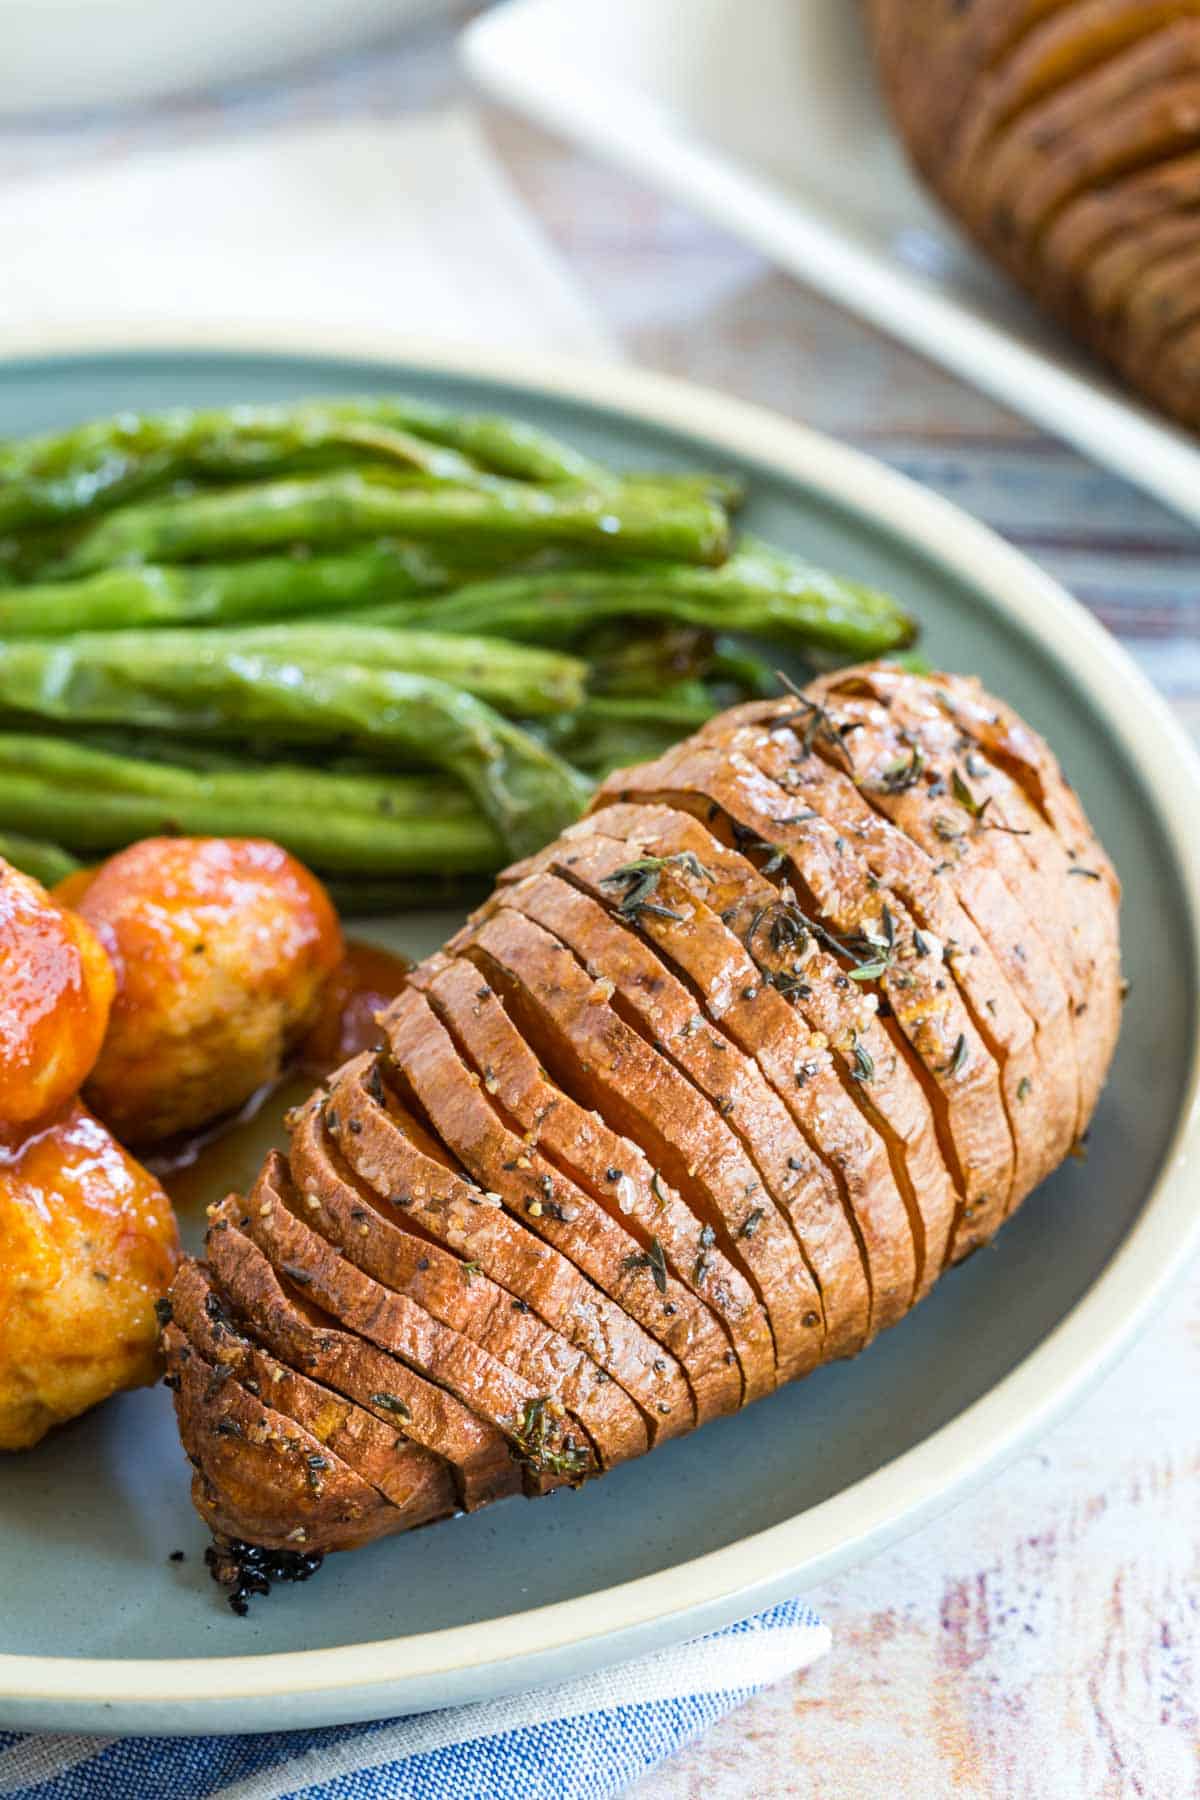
[1,322,1197,1712]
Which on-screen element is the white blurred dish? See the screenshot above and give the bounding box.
[0,0,453,116]
[464,0,1200,528]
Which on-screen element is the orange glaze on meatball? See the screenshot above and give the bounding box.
[74,838,344,1145]
[0,1101,180,1451]
[301,939,413,1072]
[0,859,115,1132]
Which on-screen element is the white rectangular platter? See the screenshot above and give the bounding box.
[464,0,1200,528]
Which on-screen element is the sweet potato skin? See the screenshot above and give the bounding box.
[164,1324,402,1554]
[866,4,1200,431]
[202,1206,515,1512]
[168,1260,458,1526]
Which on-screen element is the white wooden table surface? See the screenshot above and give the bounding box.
[3,16,1196,1794]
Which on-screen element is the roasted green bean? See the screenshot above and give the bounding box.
[3,621,586,717]
[354,535,915,656]
[0,639,588,857]
[0,827,82,887]
[0,543,510,636]
[0,396,612,533]
[48,471,730,578]
[0,735,502,874]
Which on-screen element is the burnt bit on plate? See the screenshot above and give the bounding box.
[204,1535,325,1616]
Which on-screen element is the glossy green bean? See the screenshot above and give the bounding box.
[48,471,730,578]
[0,543,509,636]
[0,827,82,887]
[0,735,502,874]
[354,535,916,656]
[0,395,612,533]
[0,640,589,857]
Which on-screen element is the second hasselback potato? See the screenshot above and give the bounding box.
[866,1,1200,430]
[163,665,1121,1585]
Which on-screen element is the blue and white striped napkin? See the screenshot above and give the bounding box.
[0,1601,829,1799]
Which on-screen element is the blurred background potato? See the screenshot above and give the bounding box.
[867,0,1200,432]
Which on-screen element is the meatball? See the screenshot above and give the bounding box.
[0,1102,180,1451]
[76,837,344,1144]
[0,858,115,1131]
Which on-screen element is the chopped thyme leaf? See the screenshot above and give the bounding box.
[770,969,813,999]
[623,1237,668,1295]
[636,899,685,922]
[1068,865,1102,879]
[849,1033,875,1083]
[601,852,711,922]
[370,1392,412,1419]
[848,958,890,982]
[843,909,898,981]
[648,1236,668,1294]
[1017,1076,1032,1102]
[951,767,986,817]
[768,908,806,954]
[742,904,768,952]
[773,672,856,770]
[511,1396,591,1484]
[738,1207,765,1239]
[875,742,925,792]
[941,1033,969,1078]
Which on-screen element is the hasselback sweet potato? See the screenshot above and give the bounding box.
[165,668,1121,1578]
[867,2,1200,430]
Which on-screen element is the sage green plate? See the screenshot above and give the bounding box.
[2,332,1198,1736]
